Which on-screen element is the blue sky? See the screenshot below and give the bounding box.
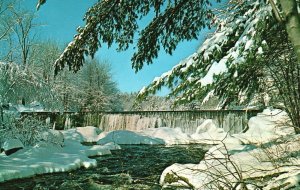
[22,0,208,95]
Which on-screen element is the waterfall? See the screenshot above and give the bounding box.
[20,110,260,134]
[99,114,163,131]
[98,111,259,134]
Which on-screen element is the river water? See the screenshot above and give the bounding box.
[0,144,209,190]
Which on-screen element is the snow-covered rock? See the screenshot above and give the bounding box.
[102,142,121,150]
[97,130,165,145]
[1,139,24,156]
[0,141,89,182]
[141,127,193,145]
[98,124,240,145]
[62,128,84,142]
[195,119,219,134]
[160,143,269,189]
[76,126,102,142]
[233,108,294,144]
[190,119,236,144]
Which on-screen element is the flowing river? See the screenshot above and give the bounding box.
[0,144,209,190]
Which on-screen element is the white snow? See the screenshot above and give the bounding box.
[97,130,165,145]
[233,109,294,144]
[0,128,120,183]
[199,59,228,86]
[41,129,64,146]
[96,121,240,146]
[190,119,240,145]
[76,126,102,142]
[2,139,24,152]
[244,39,253,50]
[159,108,300,189]
[138,86,146,95]
[13,101,45,112]
[97,126,213,145]
[62,128,84,142]
[62,126,103,143]
[201,90,214,105]
[257,46,263,54]
[97,113,262,146]
[141,127,192,145]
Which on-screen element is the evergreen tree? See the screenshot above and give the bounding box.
[36,0,300,75]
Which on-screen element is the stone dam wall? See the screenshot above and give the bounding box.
[21,110,261,134]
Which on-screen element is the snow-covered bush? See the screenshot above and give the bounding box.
[0,115,63,147]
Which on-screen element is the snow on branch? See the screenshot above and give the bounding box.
[139,0,273,103]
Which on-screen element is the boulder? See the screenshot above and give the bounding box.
[233,109,294,144]
[2,139,24,156]
[76,126,102,142]
[97,130,165,145]
[195,119,221,134]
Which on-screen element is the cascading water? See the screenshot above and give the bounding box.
[98,111,257,134]
[20,110,260,134]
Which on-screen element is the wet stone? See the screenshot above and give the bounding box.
[0,144,209,190]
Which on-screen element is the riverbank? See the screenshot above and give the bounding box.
[160,109,300,189]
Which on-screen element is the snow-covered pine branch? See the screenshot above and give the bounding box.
[138,0,273,105]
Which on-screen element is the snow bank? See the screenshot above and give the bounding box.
[62,128,84,142]
[96,121,241,145]
[14,101,44,112]
[97,127,198,145]
[160,140,300,189]
[62,126,102,143]
[233,109,294,144]
[0,128,120,183]
[2,139,24,152]
[160,109,300,189]
[190,119,233,144]
[42,129,64,147]
[97,130,165,145]
[141,127,193,145]
[1,139,24,155]
[76,126,102,142]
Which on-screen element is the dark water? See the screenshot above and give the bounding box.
[0,144,208,190]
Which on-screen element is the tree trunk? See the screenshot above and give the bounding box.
[278,0,300,133]
[279,0,300,65]
[295,123,300,134]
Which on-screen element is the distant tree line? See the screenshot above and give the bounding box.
[120,93,222,111]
